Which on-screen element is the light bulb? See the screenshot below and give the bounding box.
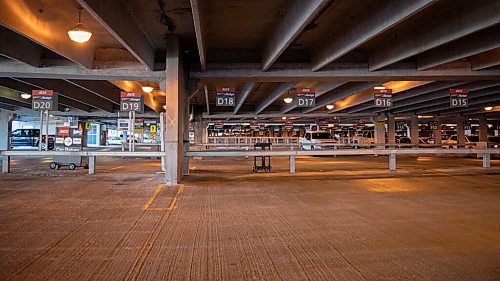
[21,93,31,99]
[326,104,334,110]
[283,97,293,104]
[374,86,386,90]
[484,106,493,111]
[142,86,154,93]
[281,116,287,120]
[68,24,92,43]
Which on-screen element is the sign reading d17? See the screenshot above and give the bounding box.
[32,90,58,111]
[450,89,468,107]
[296,88,315,107]
[374,89,392,107]
[120,92,144,112]
[216,87,235,106]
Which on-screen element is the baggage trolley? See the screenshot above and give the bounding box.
[252,142,272,172]
[50,155,89,170]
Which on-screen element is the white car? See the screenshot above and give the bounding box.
[299,131,335,150]
[352,131,375,145]
[106,137,123,146]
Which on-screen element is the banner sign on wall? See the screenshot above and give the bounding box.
[296,88,315,108]
[120,92,144,112]
[450,89,468,107]
[216,87,235,106]
[32,90,58,111]
[374,89,393,107]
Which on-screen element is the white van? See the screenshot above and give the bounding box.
[299,130,336,150]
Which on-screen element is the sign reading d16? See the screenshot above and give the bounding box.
[374,89,393,107]
[120,92,144,112]
[450,89,468,107]
[32,90,58,111]
[296,88,315,107]
[216,87,235,106]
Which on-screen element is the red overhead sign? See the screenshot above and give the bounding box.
[216,87,235,93]
[32,90,54,96]
[120,92,142,98]
[450,89,469,94]
[296,88,316,94]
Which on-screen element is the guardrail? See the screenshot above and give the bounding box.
[1,148,498,175]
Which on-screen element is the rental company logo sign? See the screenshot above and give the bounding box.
[450,89,468,107]
[32,90,58,111]
[296,88,315,107]
[216,87,235,106]
[374,89,393,107]
[120,92,144,112]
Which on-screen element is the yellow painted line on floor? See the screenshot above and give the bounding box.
[143,184,185,211]
[110,165,126,171]
[143,184,165,211]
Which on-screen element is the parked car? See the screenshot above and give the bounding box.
[352,131,375,145]
[487,136,500,148]
[445,135,479,148]
[10,129,54,150]
[106,137,124,146]
[299,130,336,150]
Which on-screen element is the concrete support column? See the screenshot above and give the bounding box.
[194,112,204,145]
[164,35,186,186]
[479,116,488,142]
[457,115,465,147]
[389,154,397,171]
[0,109,11,151]
[434,117,442,145]
[387,114,396,146]
[289,155,295,174]
[410,115,419,145]
[483,153,490,168]
[373,115,386,147]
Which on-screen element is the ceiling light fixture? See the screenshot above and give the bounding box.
[163,105,167,110]
[484,106,493,111]
[281,116,287,120]
[283,97,293,104]
[20,93,31,99]
[374,86,386,90]
[68,6,92,43]
[326,104,334,110]
[142,86,154,93]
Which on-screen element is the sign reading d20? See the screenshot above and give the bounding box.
[374,89,392,107]
[120,92,144,112]
[32,90,58,111]
[296,88,315,107]
[216,87,235,106]
[450,89,468,107]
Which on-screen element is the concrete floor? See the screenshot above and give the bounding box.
[0,155,499,280]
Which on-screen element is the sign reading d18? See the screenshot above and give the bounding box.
[120,92,144,112]
[450,89,468,107]
[296,88,315,107]
[216,87,235,106]
[374,89,393,107]
[32,90,57,111]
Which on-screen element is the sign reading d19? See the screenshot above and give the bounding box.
[450,89,468,107]
[120,92,144,112]
[32,90,57,111]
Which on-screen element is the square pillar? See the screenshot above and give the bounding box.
[387,114,396,146]
[164,35,186,186]
[373,115,386,147]
[0,110,11,151]
[457,115,465,147]
[479,116,488,142]
[410,115,419,145]
[434,116,442,145]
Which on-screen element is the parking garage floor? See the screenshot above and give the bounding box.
[1,155,499,280]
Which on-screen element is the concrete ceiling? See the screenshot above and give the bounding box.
[0,0,499,121]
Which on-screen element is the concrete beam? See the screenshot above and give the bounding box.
[192,63,500,82]
[77,0,156,70]
[369,0,500,71]
[0,60,163,81]
[190,0,207,70]
[417,27,500,70]
[471,48,500,70]
[202,112,372,119]
[0,78,92,111]
[65,79,120,104]
[304,82,381,113]
[281,81,346,114]
[0,0,95,68]
[311,0,436,71]
[234,82,256,115]
[0,27,42,67]
[255,83,295,114]
[18,78,114,112]
[262,0,331,71]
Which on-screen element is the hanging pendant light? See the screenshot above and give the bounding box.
[68,6,93,43]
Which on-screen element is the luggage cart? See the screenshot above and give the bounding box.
[50,155,89,170]
[252,142,271,172]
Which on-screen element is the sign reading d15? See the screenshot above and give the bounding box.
[450,89,468,107]
[32,90,58,111]
[374,89,392,107]
[120,92,144,112]
[216,87,235,106]
[296,88,315,107]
